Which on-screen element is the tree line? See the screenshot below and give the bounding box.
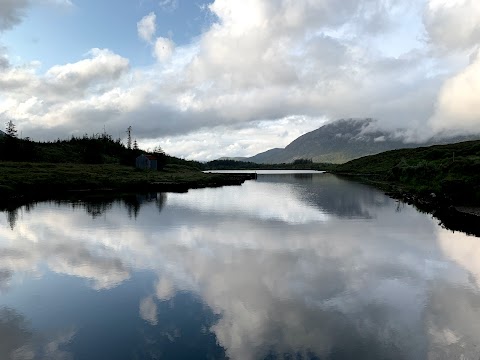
[0,121,167,168]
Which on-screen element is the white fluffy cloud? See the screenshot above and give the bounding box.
[430,50,480,132]
[137,12,157,44]
[424,0,480,133]
[424,0,480,51]
[154,36,175,62]
[137,12,175,63]
[45,48,130,92]
[0,49,131,134]
[0,0,480,158]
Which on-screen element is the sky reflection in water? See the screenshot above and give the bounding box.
[1,173,480,360]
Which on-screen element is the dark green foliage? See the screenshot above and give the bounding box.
[204,159,334,171]
[165,155,203,170]
[0,133,148,166]
[333,140,480,205]
[0,132,206,177]
[293,158,313,164]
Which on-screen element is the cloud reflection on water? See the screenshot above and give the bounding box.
[0,175,479,359]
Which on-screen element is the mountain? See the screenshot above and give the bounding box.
[246,119,479,164]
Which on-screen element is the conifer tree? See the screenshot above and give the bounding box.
[5,120,17,138]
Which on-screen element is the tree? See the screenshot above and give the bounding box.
[126,126,132,149]
[5,120,17,138]
[152,145,167,170]
[153,145,164,155]
[133,139,138,150]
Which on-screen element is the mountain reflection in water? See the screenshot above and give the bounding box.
[1,173,480,360]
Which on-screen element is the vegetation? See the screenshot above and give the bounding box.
[333,140,480,205]
[0,127,248,203]
[2,119,479,211]
[0,162,242,193]
[204,159,334,171]
[0,132,166,165]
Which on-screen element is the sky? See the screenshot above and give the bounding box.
[0,0,479,160]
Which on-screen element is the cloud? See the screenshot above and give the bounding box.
[0,0,29,32]
[144,116,327,160]
[0,307,75,360]
[137,13,175,63]
[39,0,74,8]
[154,37,175,62]
[0,0,74,33]
[137,12,157,44]
[155,276,175,301]
[140,296,158,325]
[0,49,131,135]
[0,0,479,159]
[45,48,130,93]
[165,181,330,223]
[3,182,480,358]
[429,50,480,133]
[424,0,480,51]
[437,227,480,287]
[159,0,178,12]
[422,0,480,135]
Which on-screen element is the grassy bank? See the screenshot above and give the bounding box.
[329,140,480,235]
[0,162,253,203]
[332,140,480,205]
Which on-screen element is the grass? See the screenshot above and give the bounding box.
[0,162,248,199]
[332,140,480,205]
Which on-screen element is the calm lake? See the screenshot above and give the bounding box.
[1,172,480,359]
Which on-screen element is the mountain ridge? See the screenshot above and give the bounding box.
[243,119,479,164]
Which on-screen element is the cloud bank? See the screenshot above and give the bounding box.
[0,0,479,159]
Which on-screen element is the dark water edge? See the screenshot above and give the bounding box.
[335,174,480,237]
[2,173,479,237]
[0,173,256,212]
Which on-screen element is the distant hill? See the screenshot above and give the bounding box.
[217,156,249,161]
[245,119,479,164]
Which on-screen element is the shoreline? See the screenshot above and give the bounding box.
[333,172,480,237]
[0,162,256,210]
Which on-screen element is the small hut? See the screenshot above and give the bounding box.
[135,154,158,170]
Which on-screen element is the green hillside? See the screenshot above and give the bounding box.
[334,140,480,205]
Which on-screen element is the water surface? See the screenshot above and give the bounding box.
[1,172,480,359]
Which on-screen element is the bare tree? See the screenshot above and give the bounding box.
[126,126,132,149]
